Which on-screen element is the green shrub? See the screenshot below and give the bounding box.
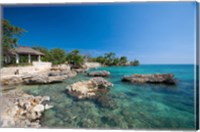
[49,48,66,65]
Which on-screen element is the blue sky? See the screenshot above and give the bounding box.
[3,2,197,64]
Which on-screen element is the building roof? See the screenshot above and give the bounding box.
[11,46,44,56]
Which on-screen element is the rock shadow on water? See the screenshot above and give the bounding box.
[122,81,178,89]
[149,84,179,95]
[112,80,124,85]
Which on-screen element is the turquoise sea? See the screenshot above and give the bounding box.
[18,64,196,129]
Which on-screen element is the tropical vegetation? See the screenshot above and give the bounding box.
[130,60,140,66]
[90,52,139,66]
[66,50,85,68]
[2,19,26,65]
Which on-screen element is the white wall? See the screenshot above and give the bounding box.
[85,62,101,69]
[1,62,52,78]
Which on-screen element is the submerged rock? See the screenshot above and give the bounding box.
[66,77,113,99]
[101,115,126,128]
[79,118,98,128]
[122,73,176,85]
[87,70,110,77]
[0,90,53,128]
[96,95,118,109]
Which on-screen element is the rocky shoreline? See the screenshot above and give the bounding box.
[1,62,101,86]
[0,90,53,128]
[0,63,100,128]
[1,65,77,86]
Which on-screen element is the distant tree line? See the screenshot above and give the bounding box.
[32,48,140,67]
[87,52,140,66]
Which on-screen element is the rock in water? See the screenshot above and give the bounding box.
[87,70,110,77]
[66,77,113,99]
[122,73,176,85]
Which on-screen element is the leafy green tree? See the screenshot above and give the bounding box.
[2,19,26,50]
[104,52,115,66]
[130,60,140,66]
[32,46,51,61]
[96,56,106,65]
[73,55,84,67]
[94,54,131,66]
[49,48,66,65]
[104,52,115,60]
[113,58,120,66]
[66,50,85,67]
[71,50,80,55]
[2,19,26,65]
[119,56,128,66]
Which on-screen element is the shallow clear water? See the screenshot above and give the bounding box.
[19,65,196,129]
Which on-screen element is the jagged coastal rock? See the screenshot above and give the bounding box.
[1,66,77,86]
[66,77,113,99]
[0,90,53,128]
[122,74,176,85]
[1,72,68,85]
[1,76,24,86]
[23,74,67,84]
[24,65,77,84]
[87,70,110,77]
[0,63,101,86]
[70,64,88,73]
[75,68,87,73]
[67,70,77,78]
[50,64,70,72]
